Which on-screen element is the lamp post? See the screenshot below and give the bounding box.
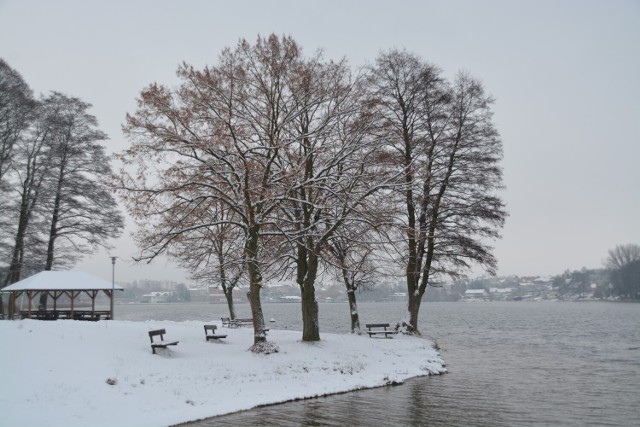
[110,256,116,320]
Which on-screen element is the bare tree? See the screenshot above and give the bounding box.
[0,59,37,290]
[368,50,507,334]
[171,203,245,319]
[604,244,640,270]
[605,244,640,300]
[1,94,60,317]
[2,94,60,288]
[37,92,124,307]
[0,59,37,185]
[275,59,395,341]
[326,226,382,333]
[118,35,310,351]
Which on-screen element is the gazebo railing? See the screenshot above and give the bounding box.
[18,309,112,321]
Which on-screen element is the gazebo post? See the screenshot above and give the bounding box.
[71,291,76,317]
[27,291,33,317]
[25,291,41,318]
[84,290,98,315]
[64,291,77,318]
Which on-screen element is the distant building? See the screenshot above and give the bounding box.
[279,295,302,302]
[464,289,487,301]
[208,286,243,304]
[489,287,513,300]
[389,292,407,301]
[140,291,172,303]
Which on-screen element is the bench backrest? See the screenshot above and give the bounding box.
[365,323,390,328]
[204,324,217,333]
[149,329,166,343]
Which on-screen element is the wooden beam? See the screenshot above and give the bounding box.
[52,291,63,311]
[83,290,99,313]
[64,291,81,317]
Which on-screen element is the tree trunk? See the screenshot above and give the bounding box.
[245,227,267,344]
[246,287,266,343]
[0,215,26,314]
[407,290,422,335]
[299,250,320,341]
[346,288,360,333]
[224,287,236,320]
[218,251,237,320]
[301,280,320,341]
[5,200,30,287]
[8,293,16,319]
[338,261,361,333]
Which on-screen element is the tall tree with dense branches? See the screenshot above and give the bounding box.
[2,88,123,316]
[37,93,124,307]
[118,35,393,344]
[3,94,59,288]
[275,56,391,341]
[367,50,507,334]
[118,35,307,351]
[605,244,640,300]
[0,59,37,186]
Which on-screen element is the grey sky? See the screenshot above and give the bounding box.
[1,0,638,284]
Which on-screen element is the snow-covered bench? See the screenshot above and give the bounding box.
[365,323,398,338]
[148,329,179,354]
[221,317,254,328]
[204,324,227,341]
[221,317,269,332]
[232,318,253,327]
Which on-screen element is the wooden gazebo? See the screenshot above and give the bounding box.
[2,271,123,320]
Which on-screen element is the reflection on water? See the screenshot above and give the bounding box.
[117,301,640,426]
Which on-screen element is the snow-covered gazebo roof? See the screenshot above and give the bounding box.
[2,271,123,320]
[2,271,123,292]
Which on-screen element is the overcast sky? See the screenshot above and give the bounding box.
[1,0,638,285]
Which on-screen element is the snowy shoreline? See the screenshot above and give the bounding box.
[1,319,445,427]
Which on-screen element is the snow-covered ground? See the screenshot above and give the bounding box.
[1,319,445,427]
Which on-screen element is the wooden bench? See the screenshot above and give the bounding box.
[148,329,179,354]
[221,317,269,333]
[232,318,254,327]
[221,317,253,328]
[365,323,398,338]
[204,324,227,341]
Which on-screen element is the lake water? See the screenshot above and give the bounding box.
[115,301,640,426]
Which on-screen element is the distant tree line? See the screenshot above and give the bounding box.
[549,243,640,301]
[424,244,640,302]
[116,34,506,350]
[603,244,640,300]
[0,59,124,317]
